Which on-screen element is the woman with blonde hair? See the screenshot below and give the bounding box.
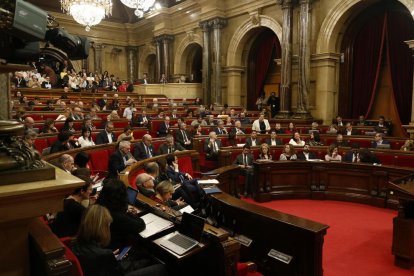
[258,143,272,160]
[107,110,120,121]
[152,180,186,209]
[279,144,297,160]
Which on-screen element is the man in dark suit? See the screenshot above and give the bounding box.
[266,130,283,146]
[343,143,360,163]
[96,122,116,144]
[175,122,192,149]
[230,120,245,136]
[245,130,260,147]
[159,134,185,155]
[204,131,222,160]
[97,94,108,110]
[107,141,136,178]
[273,123,285,134]
[374,115,392,135]
[332,134,349,147]
[50,131,72,154]
[297,144,317,160]
[233,144,255,197]
[157,116,171,137]
[134,134,156,160]
[213,120,228,135]
[132,110,151,128]
[341,123,359,136]
[371,133,390,148]
[42,100,55,111]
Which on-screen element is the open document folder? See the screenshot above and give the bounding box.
[139,213,174,238]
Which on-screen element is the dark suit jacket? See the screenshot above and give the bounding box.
[96,130,116,145]
[341,129,359,136]
[371,140,390,148]
[107,150,129,178]
[343,151,357,163]
[166,165,187,184]
[245,138,260,147]
[233,153,254,166]
[50,140,70,154]
[135,115,151,127]
[265,138,283,146]
[204,139,222,158]
[133,141,156,160]
[213,127,228,135]
[157,122,170,137]
[175,129,192,147]
[158,142,185,155]
[97,98,107,109]
[230,127,245,136]
[297,151,316,160]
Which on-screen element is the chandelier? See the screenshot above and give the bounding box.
[61,0,113,31]
[120,0,158,18]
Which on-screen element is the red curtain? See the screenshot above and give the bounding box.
[386,11,414,125]
[350,14,386,118]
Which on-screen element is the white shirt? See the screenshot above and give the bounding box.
[123,107,133,120]
[289,139,305,146]
[78,137,95,148]
[252,119,271,133]
[106,131,113,143]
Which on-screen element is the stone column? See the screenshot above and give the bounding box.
[224,66,245,106]
[404,40,414,138]
[126,46,138,83]
[93,43,104,74]
[211,17,227,105]
[199,20,212,104]
[81,59,88,72]
[155,39,162,83]
[293,0,313,119]
[276,0,294,118]
[162,35,174,82]
[0,73,11,119]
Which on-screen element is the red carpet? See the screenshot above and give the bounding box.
[243,199,414,276]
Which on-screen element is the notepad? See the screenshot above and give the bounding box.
[139,213,174,238]
[203,186,222,194]
[198,179,219,185]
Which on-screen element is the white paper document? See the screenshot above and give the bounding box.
[139,213,174,238]
[197,179,219,185]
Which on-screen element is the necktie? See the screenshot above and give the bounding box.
[182,130,188,143]
[213,142,217,152]
[168,147,172,154]
[243,154,247,166]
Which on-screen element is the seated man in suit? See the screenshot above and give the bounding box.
[273,123,285,134]
[266,130,283,146]
[204,131,222,160]
[157,116,171,137]
[132,109,151,128]
[342,123,358,136]
[107,141,136,178]
[332,134,349,147]
[213,120,228,135]
[175,122,192,149]
[96,122,116,144]
[231,120,245,136]
[238,112,250,124]
[297,144,317,160]
[159,134,185,155]
[334,115,344,127]
[371,133,390,148]
[50,131,77,154]
[135,172,156,197]
[374,115,392,135]
[233,145,254,197]
[134,134,156,160]
[58,154,75,173]
[343,143,360,163]
[97,94,108,110]
[245,130,260,147]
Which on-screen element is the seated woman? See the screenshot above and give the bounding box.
[97,179,145,250]
[56,107,72,121]
[279,144,297,160]
[107,110,120,121]
[257,143,272,160]
[49,176,92,238]
[289,132,305,146]
[308,131,323,146]
[285,122,296,135]
[117,126,134,142]
[325,144,342,162]
[151,180,186,210]
[401,139,414,151]
[62,117,76,132]
[78,128,95,148]
[41,118,58,134]
[72,205,167,276]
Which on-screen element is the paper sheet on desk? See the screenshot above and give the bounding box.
[198,179,219,185]
[139,213,174,238]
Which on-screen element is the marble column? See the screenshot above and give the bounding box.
[199,20,212,104]
[93,43,104,74]
[276,0,293,118]
[293,0,313,119]
[211,17,227,105]
[404,40,414,138]
[0,73,11,119]
[162,35,174,82]
[155,39,162,83]
[127,46,138,83]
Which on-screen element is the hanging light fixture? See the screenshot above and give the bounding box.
[119,0,158,18]
[61,0,112,32]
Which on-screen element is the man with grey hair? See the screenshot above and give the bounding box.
[134,134,156,160]
[213,120,228,135]
[159,134,185,155]
[176,122,192,149]
[135,173,156,197]
[24,117,38,133]
[58,154,74,173]
[107,140,136,178]
[204,131,222,160]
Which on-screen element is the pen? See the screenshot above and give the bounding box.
[208,228,218,235]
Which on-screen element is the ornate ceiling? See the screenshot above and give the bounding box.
[26,0,185,24]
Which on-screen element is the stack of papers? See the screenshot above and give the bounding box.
[139,213,174,238]
[198,179,219,185]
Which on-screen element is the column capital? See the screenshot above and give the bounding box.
[92,43,105,50]
[210,17,227,29]
[126,46,138,52]
[154,34,174,44]
[299,0,312,4]
[199,20,212,32]
[277,0,295,9]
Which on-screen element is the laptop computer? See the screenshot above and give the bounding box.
[376,144,390,149]
[126,186,139,205]
[159,212,205,255]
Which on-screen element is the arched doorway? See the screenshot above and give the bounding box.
[246,28,281,111]
[143,54,156,83]
[184,44,202,83]
[339,0,414,135]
